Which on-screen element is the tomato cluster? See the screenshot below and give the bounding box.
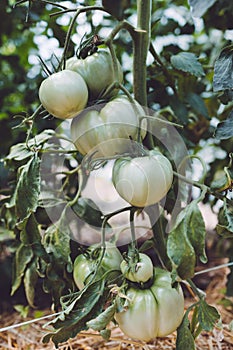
[39,46,183,341]
[73,248,184,341]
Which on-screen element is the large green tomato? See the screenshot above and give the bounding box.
[112,149,173,207]
[66,49,123,100]
[38,70,88,119]
[120,253,154,283]
[73,242,123,290]
[70,95,146,157]
[115,267,184,341]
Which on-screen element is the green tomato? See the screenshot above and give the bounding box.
[38,70,88,119]
[115,267,184,341]
[70,95,146,156]
[66,49,123,100]
[120,253,154,283]
[112,149,173,207]
[73,242,123,290]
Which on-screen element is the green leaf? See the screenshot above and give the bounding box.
[24,258,39,307]
[167,220,196,279]
[213,45,233,92]
[167,199,207,278]
[215,110,233,140]
[216,202,233,238]
[13,305,30,318]
[169,95,189,124]
[20,213,49,262]
[186,203,207,263]
[102,0,130,20]
[100,329,111,341]
[5,143,34,166]
[185,93,209,119]
[15,153,40,222]
[176,314,195,350]
[188,0,217,17]
[170,52,205,78]
[11,243,34,295]
[87,303,116,331]
[5,130,55,167]
[198,299,220,331]
[71,197,111,230]
[41,212,73,307]
[43,209,71,261]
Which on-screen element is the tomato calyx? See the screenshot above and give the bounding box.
[120,250,154,284]
[127,275,155,290]
[77,34,104,59]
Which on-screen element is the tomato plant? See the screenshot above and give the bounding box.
[120,253,154,283]
[39,70,88,119]
[70,95,146,156]
[115,267,184,341]
[2,0,232,348]
[66,49,123,100]
[112,149,173,207]
[73,242,123,290]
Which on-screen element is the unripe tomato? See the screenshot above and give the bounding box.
[112,149,173,207]
[38,70,88,119]
[73,242,123,290]
[70,95,146,157]
[120,253,154,283]
[115,267,184,341]
[66,49,123,100]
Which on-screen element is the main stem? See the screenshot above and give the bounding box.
[133,0,151,106]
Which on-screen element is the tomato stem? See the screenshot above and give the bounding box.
[173,171,233,207]
[59,6,107,70]
[187,278,205,300]
[129,208,137,249]
[105,40,121,83]
[147,204,171,270]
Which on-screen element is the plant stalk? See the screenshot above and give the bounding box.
[133,0,151,106]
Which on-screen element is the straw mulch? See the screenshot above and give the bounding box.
[0,260,232,350]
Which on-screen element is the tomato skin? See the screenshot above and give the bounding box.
[115,267,184,341]
[70,95,146,156]
[73,242,123,290]
[66,49,123,100]
[112,149,173,207]
[120,253,154,283]
[38,70,88,119]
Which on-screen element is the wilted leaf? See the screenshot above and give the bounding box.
[188,0,217,17]
[213,45,233,92]
[43,276,109,347]
[24,258,39,307]
[215,110,233,140]
[216,202,233,238]
[11,243,33,295]
[171,52,205,78]
[15,153,40,222]
[87,303,116,331]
